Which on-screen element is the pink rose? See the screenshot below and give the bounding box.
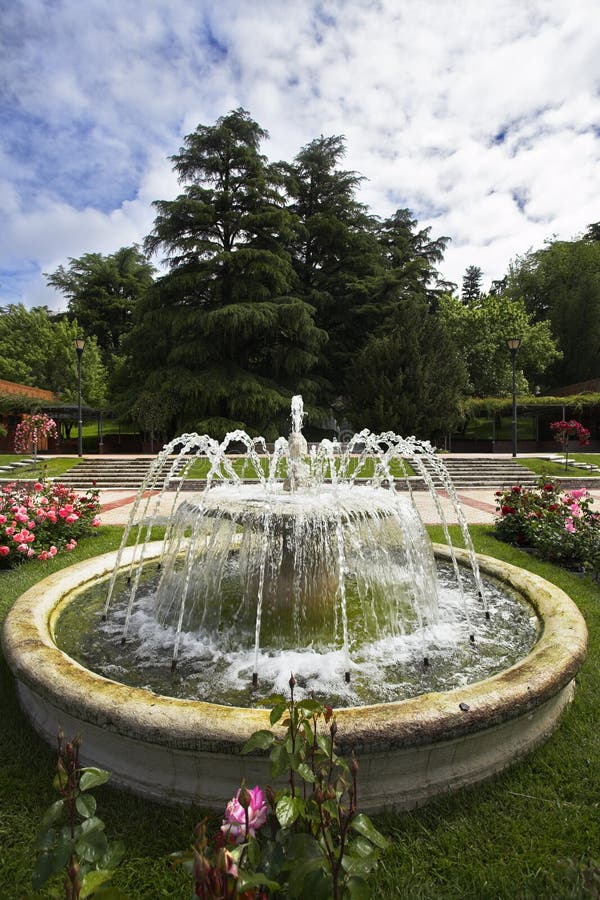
[0,546,9,556]
[570,488,587,500]
[221,785,268,844]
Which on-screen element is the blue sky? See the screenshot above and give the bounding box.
[2,0,600,310]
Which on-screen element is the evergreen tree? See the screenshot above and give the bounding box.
[370,209,452,310]
[347,296,468,438]
[280,136,381,399]
[346,211,464,436]
[461,265,483,304]
[489,277,507,296]
[127,109,325,438]
[584,222,600,242]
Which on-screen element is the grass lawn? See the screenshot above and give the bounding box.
[0,455,82,479]
[0,525,598,897]
[518,453,600,479]
[184,456,417,479]
[464,415,536,441]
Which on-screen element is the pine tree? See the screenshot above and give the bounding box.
[461,265,483,304]
[126,110,325,438]
[584,222,600,242]
[344,210,464,436]
[280,136,381,399]
[347,296,467,438]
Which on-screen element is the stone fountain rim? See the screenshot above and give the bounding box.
[1,542,588,755]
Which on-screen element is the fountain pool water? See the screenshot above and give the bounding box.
[1,398,588,811]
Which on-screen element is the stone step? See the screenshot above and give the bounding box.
[8,455,583,491]
[54,458,181,490]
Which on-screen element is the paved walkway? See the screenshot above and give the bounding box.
[96,485,600,527]
[100,488,600,525]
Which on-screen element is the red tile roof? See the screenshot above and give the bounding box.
[0,378,58,401]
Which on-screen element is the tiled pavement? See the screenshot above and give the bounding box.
[97,485,600,526]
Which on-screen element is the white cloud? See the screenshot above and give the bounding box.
[2,0,600,308]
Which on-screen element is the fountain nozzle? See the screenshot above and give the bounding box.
[344,671,350,683]
[252,672,258,688]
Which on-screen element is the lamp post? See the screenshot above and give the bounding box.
[74,337,85,458]
[506,337,521,458]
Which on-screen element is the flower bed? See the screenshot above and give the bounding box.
[494,480,600,579]
[0,481,100,568]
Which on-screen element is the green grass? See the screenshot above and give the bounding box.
[80,421,133,438]
[518,454,600,479]
[464,415,536,440]
[0,454,28,465]
[0,455,82,479]
[1,525,599,897]
[184,456,417,479]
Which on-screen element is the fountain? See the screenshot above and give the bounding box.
[2,398,588,811]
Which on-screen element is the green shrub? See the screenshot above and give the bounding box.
[494,480,600,578]
[0,480,101,568]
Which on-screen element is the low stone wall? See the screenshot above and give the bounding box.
[2,545,588,812]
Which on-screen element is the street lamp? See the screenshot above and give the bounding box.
[74,337,85,458]
[506,337,521,458]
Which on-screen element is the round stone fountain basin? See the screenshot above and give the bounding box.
[2,543,587,813]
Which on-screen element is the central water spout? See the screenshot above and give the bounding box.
[284,395,310,492]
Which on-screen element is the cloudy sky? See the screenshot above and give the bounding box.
[2,0,600,311]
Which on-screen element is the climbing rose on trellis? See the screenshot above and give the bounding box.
[14,413,58,457]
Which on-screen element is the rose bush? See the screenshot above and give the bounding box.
[173,682,388,898]
[14,413,58,458]
[494,480,600,578]
[0,480,100,568]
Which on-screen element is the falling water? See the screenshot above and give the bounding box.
[103,396,490,692]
